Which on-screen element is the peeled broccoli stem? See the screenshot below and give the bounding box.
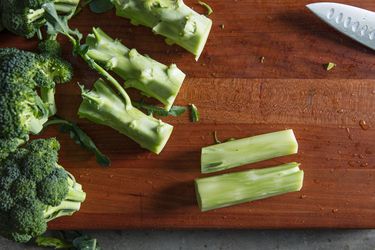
[44,169,86,222]
[201,129,299,173]
[112,0,212,60]
[195,162,304,212]
[78,79,174,154]
[86,27,185,111]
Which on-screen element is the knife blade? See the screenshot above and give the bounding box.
[306,2,375,50]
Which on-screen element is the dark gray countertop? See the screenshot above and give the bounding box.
[1,230,374,249]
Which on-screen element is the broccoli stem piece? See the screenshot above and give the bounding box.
[201,129,299,173]
[112,0,212,60]
[40,87,57,116]
[195,162,304,212]
[86,27,185,111]
[27,9,46,24]
[78,79,174,154]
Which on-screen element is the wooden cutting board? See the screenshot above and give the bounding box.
[2,0,375,229]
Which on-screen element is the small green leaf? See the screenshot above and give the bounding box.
[325,62,336,71]
[89,0,114,14]
[44,117,111,166]
[35,236,72,249]
[132,101,187,117]
[198,1,213,16]
[190,104,200,122]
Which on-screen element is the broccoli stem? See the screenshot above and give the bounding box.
[78,79,174,154]
[54,0,81,17]
[40,87,57,116]
[86,28,186,111]
[195,162,304,212]
[27,9,46,24]
[112,0,213,60]
[80,53,133,109]
[201,129,299,173]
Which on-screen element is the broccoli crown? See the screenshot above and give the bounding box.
[0,138,85,243]
[0,48,72,158]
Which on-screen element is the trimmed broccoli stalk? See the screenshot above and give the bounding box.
[0,48,72,160]
[195,162,304,212]
[1,0,80,38]
[201,129,299,173]
[0,138,86,243]
[111,0,213,60]
[42,4,174,153]
[85,27,185,111]
[78,79,174,154]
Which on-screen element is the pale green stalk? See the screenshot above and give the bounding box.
[195,162,304,212]
[201,129,298,173]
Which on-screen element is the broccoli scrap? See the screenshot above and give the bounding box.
[0,0,80,38]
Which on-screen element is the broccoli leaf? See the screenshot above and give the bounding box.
[44,117,110,167]
[35,236,72,249]
[89,0,114,13]
[73,235,100,250]
[132,101,187,117]
[36,231,100,250]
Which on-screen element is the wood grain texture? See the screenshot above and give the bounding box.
[1,0,375,229]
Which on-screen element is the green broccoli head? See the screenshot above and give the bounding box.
[0,138,86,243]
[1,0,80,38]
[0,48,73,157]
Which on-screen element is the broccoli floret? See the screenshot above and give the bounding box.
[0,138,86,243]
[0,48,72,159]
[38,39,62,56]
[1,0,80,38]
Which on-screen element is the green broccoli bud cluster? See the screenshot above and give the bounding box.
[0,138,86,243]
[0,48,73,159]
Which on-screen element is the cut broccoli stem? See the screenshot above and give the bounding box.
[86,27,185,111]
[195,162,304,212]
[78,79,174,154]
[27,9,46,24]
[40,87,57,116]
[201,129,299,173]
[111,0,213,60]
